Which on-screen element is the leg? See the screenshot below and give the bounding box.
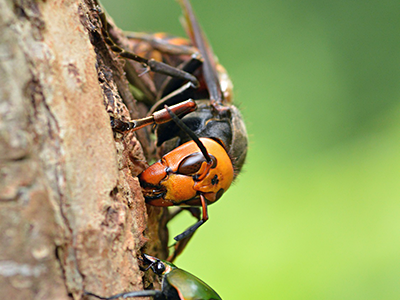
[125,31,198,56]
[111,99,196,133]
[96,7,199,87]
[173,194,209,242]
[166,207,202,262]
[125,32,204,105]
[84,290,162,300]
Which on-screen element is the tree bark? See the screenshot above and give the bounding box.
[0,0,166,299]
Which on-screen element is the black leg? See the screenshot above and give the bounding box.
[84,290,162,300]
[173,194,208,241]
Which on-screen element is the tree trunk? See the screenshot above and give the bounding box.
[0,0,166,299]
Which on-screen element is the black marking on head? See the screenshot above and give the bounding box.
[211,175,219,185]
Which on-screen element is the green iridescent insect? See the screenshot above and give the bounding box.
[85,254,222,300]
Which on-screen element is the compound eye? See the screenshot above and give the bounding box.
[178,153,218,175]
[177,152,207,175]
[153,261,166,275]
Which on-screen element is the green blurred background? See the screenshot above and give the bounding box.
[101,0,400,299]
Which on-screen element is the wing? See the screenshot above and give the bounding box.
[177,0,223,105]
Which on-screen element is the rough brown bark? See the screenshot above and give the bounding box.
[0,0,166,299]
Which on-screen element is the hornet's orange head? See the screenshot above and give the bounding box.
[139,138,234,207]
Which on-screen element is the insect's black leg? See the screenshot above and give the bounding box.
[156,55,203,101]
[166,207,201,262]
[95,6,199,87]
[85,290,162,300]
[173,194,208,242]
